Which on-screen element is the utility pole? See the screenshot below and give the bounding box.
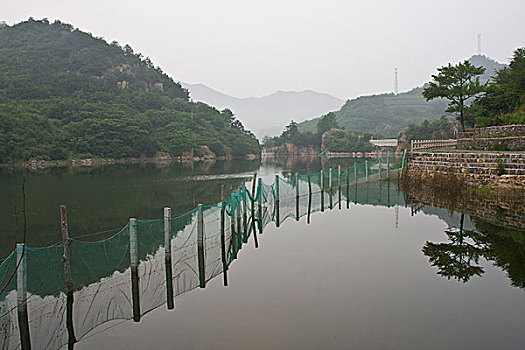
[394,68,399,95]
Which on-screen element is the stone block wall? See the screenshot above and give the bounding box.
[459,124,525,138]
[407,151,525,187]
[404,191,524,230]
[457,136,525,151]
[457,125,525,151]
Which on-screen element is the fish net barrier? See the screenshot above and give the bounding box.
[0,154,402,349]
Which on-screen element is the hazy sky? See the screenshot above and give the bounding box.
[1,0,524,99]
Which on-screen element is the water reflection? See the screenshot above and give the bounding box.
[0,173,405,350]
[1,162,523,349]
[423,214,486,282]
[423,213,525,288]
[0,160,260,258]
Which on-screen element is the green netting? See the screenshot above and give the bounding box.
[0,251,16,300]
[0,156,402,349]
[70,224,131,292]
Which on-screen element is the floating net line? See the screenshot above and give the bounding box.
[0,154,403,350]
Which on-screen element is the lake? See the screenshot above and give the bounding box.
[0,158,524,349]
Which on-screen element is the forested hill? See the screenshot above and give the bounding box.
[299,55,506,137]
[0,19,260,163]
[299,87,449,137]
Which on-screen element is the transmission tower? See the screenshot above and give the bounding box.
[394,68,399,95]
[395,206,399,229]
[477,33,481,54]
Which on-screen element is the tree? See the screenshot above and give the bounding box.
[423,61,486,131]
[469,48,525,126]
[316,112,339,135]
[281,120,299,141]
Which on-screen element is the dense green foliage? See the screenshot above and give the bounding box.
[469,48,525,126]
[299,87,449,137]
[423,60,486,131]
[264,112,374,152]
[263,120,320,148]
[300,55,504,137]
[0,19,260,162]
[322,130,374,152]
[405,116,455,141]
[316,112,339,135]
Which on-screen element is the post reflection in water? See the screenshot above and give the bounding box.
[0,167,523,350]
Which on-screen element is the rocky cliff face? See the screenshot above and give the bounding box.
[265,143,320,156]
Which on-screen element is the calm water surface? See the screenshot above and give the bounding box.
[0,158,523,349]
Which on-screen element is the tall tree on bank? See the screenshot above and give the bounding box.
[423,61,486,131]
[469,48,525,126]
[316,112,339,135]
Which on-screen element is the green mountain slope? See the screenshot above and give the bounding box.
[0,19,259,162]
[299,55,506,137]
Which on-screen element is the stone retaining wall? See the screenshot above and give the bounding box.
[404,191,524,230]
[407,151,525,187]
[459,124,525,138]
[457,136,525,151]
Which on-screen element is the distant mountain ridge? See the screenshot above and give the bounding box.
[182,83,345,138]
[0,19,260,163]
[299,54,507,137]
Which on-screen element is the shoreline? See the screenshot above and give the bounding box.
[0,153,259,170]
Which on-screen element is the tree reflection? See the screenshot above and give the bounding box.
[423,214,487,282]
[473,220,525,289]
[423,213,525,288]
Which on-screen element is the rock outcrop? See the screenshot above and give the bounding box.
[265,143,320,156]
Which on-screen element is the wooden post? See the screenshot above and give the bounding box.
[164,207,174,310]
[338,165,342,210]
[354,178,358,204]
[365,161,369,182]
[220,201,228,286]
[329,168,333,210]
[379,177,382,203]
[307,173,312,224]
[386,176,390,208]
[66,287,75,350]
[329,168,333,191]
[379,158,382,181]
[251,173,259,248]
[242,189,248,235]
[16,243,31,350]
[60,205,72,292]
[197,204,205,288]
[320,170,324,212]
[129,218,140,322]
[295,172,300,221]
[387,151,390,181]
[231,200,238,259]
[258,178,263,234]
[236,197,242,241]
[275,174,280,227]
[346,165,350,209]
[60,205,76,348]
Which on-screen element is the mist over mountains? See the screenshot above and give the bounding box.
[182,83,344,138]
[184,54,505,139]
[299,54,507,137]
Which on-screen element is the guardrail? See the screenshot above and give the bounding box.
[410,139,457,152]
